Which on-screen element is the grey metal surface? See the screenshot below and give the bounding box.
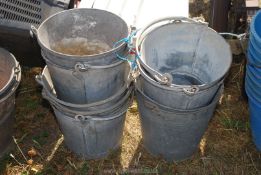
[35,8,130,104]
[135,17,231,109]
[36,66,131,112]
[0,48,21,158]
[135,84,223,162]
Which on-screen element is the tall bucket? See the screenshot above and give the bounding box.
[136,83,223,161]
[34,8,129,104]
[0,48,21,158]
[38,67,134,159]
[136,17,231,109]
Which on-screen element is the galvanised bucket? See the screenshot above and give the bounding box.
[136,17,231,109]
[0,48,21,158]
[135,83,223,162]
[34,8,130,104]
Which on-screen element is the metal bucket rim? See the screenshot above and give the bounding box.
[0,64,21,103]
[138,63,224,92]
[44,86,134,117]
[51,90,133,121]
[36,8,129,59]
[250,10,261,44]
[42,51,125,70]
[37,66,130,108]
[136,84,223,114]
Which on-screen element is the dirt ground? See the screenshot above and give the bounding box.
[1,0,261,174]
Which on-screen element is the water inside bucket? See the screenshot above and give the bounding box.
[52,38,111,56]
[171,73,204,85]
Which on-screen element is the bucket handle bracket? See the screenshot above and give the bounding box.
[74,62,91,72]
[30,25,38,38]
[182,86,199,95]
[154,73,173,86]
[75,115,92,122]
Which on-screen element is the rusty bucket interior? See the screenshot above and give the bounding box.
[0,48,15,93]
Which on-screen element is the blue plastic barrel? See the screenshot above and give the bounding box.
[247,43,261,66]
[250,10,261,48]
[246,10,261,151]
[247,95,261,151]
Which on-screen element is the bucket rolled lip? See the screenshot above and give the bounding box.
[37,8,129,59]
[138,62,225,91]
[251,10,261,44]
[0,48,19,94]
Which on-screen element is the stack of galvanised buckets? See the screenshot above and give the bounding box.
[35,9,233,161]
[245,10,261,151]
[135,17,232,161]
[35,9,133,159]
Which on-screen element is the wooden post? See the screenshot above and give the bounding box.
[209,0,231,32]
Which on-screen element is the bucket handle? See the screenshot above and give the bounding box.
[137,62,173,86]
[135,17,207,86]
[30,25,38,38]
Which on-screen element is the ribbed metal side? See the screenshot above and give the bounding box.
[0,0,41,25]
